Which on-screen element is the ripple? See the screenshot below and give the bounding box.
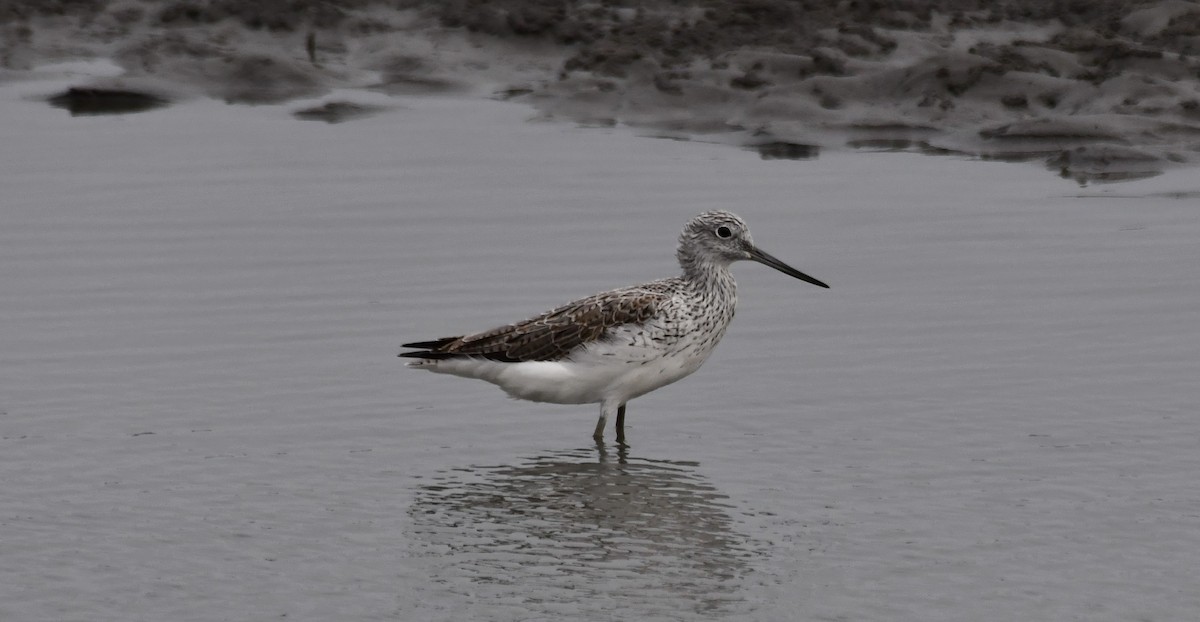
[408,445,759,620]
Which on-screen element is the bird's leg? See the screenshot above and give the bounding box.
[594,400,620,442]
[615,404,627,445]
[593,403,608,441]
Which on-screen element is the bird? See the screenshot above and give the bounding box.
[400,210,829,443]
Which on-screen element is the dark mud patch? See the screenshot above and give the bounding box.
[846,138,972,159]
[47,87,170,115]
[493,86,534,100]
[979,119,1128,143]
[847,138,920,151]
[977,150,1061,163]
[292,101,385,123]
[751,141,820,161]
[1049,145,1165,185]
[1073,190,1200,200]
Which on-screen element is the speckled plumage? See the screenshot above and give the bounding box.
[401,211,828,442]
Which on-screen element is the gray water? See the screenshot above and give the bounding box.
[3,78,1200,621]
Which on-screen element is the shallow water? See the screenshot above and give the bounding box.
[3,70,1200,621]
[410,447,756,620]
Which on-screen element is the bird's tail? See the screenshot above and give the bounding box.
[399,336,461,367]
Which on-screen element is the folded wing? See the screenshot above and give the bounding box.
[400,288,667,363]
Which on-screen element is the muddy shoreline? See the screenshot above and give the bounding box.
[5,1,1200,182]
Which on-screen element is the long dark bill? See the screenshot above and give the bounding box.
[748,246,830,288]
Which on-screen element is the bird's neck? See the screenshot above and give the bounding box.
[679,251,737,306]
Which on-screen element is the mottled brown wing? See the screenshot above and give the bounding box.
[401,288,666,362]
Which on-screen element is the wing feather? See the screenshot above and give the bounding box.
[400,287,668,362]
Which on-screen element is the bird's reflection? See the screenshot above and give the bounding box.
[409,443,758,618]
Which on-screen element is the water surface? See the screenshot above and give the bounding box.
[3,74,1200,621]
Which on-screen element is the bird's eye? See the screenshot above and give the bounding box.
[715,225,733,239]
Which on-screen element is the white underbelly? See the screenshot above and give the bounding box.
[421,357,614,404]
[412,332,715,405]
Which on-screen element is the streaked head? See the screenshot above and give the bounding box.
[679,210,829,288]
